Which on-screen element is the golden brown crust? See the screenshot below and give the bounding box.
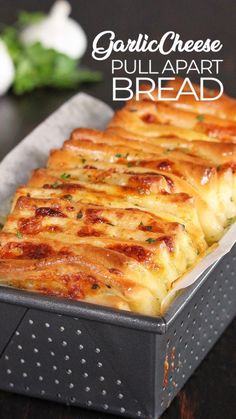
[49,130,235,240]
[165,78,236,122]
[70,127,215,165]
[137,78,236,122]
[130,100,236,142]
[107,127,236,165]
[109,102,213,142]
[110,100,236,143]
[0,79,235,315]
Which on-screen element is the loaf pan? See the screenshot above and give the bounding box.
[0,242,234,419]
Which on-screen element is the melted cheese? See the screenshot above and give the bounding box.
[0,79,235,316]
[136,78,236,122]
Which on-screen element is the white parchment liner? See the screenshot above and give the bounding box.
[0,92,235,313]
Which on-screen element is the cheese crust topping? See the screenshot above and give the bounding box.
[0,79,235,316]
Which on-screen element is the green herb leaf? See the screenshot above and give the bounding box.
[196,114,205,122]
[1,26,22,62]
[77,210,83,219]
[145,238,156,244]
[18,11,46,26]
[139,222,152,231]
[52,181,60,189]
[16,230,23,239]
[91,283,100,290]
[115,153,129,159]
[15,43,102,94]
[62,194,73,201]
[60,173,71,180]
[1,10,102,95]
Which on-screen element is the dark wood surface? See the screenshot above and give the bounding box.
[0,1,235,418]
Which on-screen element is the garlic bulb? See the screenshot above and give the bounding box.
[0,40,15,96]
[20,0,87,59]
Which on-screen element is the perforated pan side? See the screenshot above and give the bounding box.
[154,244,236,418]
[0,246,234,418]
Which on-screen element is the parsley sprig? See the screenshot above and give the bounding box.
[146,238,156,244]
[196,114,205,122]
[1,12,102,95]
[60,173,71,180]
[16,230,23,239]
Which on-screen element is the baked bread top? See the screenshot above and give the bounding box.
[0,80,235,315]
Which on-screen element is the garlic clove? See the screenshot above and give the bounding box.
[0,40,15,96]
[20,0,87,59]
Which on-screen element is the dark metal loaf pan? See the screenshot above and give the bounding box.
[0,244,234,419]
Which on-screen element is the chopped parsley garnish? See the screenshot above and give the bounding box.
[60,173,71,180]
[106,284,112,289]
[77,210,83,219]
[106,222,114,226]
[1,16,102,95]
[139,222,152,231]
[196,114,205,122]
[115,153,129,159]
[62,194,72,201]
[52,181,60,189]
[16,230,23,239]
[127,162,134,167]
[91,283,100,290]
[146,238,156,244]
[163,149,171,155]
[81,158,86,164]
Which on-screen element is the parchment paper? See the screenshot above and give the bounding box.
[0,93,113,205]
[0,92,235,310]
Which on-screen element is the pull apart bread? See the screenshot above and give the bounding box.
[0,82,235,316]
